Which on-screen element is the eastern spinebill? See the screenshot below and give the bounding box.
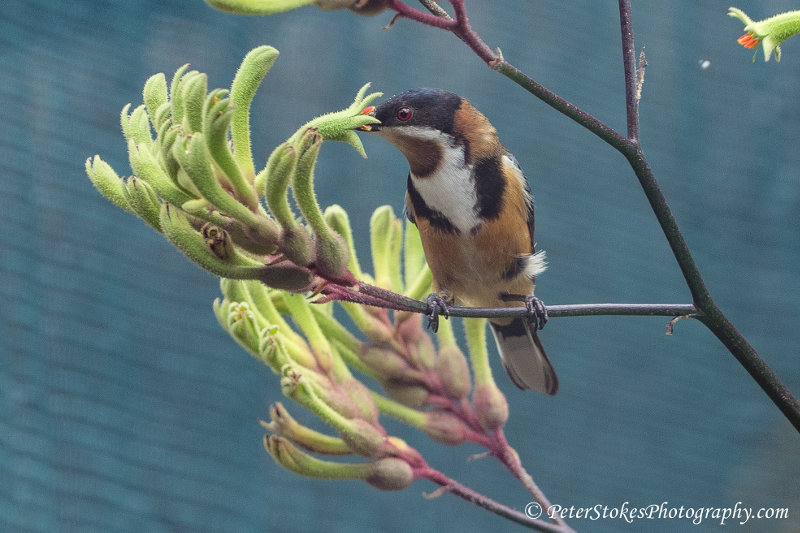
[359,88,558,395]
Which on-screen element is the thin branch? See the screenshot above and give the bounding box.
[492,61,631,153]
[546,303,697,318]
[415,466,573,533]
[386,0,456,29]
[385,0,800,433]
[617,1,800,430]
[698,309,800,430]
[618,0,639,141]
[491,429,568,528]
[331,283,699,320]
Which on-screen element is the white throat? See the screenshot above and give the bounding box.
[405,128,480,234]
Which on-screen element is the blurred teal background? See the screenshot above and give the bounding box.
[2,1,799,531]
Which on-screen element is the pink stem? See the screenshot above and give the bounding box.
[414,466,568,532]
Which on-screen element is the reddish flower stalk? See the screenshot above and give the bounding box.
[385,0,497,63]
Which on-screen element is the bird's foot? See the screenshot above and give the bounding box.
[501,293,548,331]
[524,295,548,331]
[423,293,450,333]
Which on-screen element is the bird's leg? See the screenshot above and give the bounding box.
[524,295,548,331]
[423,292,451,333]
[501,293,548,331]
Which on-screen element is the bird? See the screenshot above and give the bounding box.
[360,88,558,394]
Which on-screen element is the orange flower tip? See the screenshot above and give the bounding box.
[360,105,375,115]
[737,33,761,49]
[358,124,373,131]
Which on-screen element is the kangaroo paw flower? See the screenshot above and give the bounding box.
[729,7,800,62]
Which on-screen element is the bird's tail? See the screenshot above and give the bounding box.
[489,318,558,394]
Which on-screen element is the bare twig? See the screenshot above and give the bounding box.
[618,1,639,141]
[616,0,800,431]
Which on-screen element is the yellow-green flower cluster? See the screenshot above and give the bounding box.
[86,46,513,490]
[211,204,507,484]
[87,46,380,290]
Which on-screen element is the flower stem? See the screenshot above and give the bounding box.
[491,429,566,527]
[415,466,572,532]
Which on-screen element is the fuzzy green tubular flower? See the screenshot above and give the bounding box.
[142,73,169,130]
[263,435,414,490]
[370,205,405,292]
[229,46,279,181]
[289,83,381,157]
[121,177,162,232]
[206,0,388,17]
[262,402,353,455]
[729,7,800,62]
[85,156,132,213]
[465,317,509,431]
[202,92,261,212]
[290,130,351,280]
[264,143,315,267]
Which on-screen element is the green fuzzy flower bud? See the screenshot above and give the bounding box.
[263,434,363,480]
[422,409,469,446]
[263,143,315,265]
[290,130,351,279]
[207,0,315,15]
[206,0,388,17]
[128,139,192,207]
[143,73,169,131]
[281,226,315,267]
[120,177,162,232]
[370,205,404,292]
[396,314,435,371]
[434,344,472,399]
[472,383,509,431]
[364,458,414,491]
[338,418,387,458]
[263,402,352,455]
[203,92,260,212]
[255,263,315,291]
[230,45,279,180]
[181,71,207,133]
[381,379,429,408]
[263,434,413,490]
[341,377,380,425]
[120,104,152,147]
[314,230,350,280]
[324,204,364,279]
[359,345,417,381]
[291,83,381,157]
[85,156,132,214]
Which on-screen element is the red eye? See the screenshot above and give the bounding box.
[396,107,412,121]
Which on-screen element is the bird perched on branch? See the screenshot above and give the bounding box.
[360,88,558,394]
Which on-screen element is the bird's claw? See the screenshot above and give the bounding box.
[524,295,548,331]
[423,293,450,333]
